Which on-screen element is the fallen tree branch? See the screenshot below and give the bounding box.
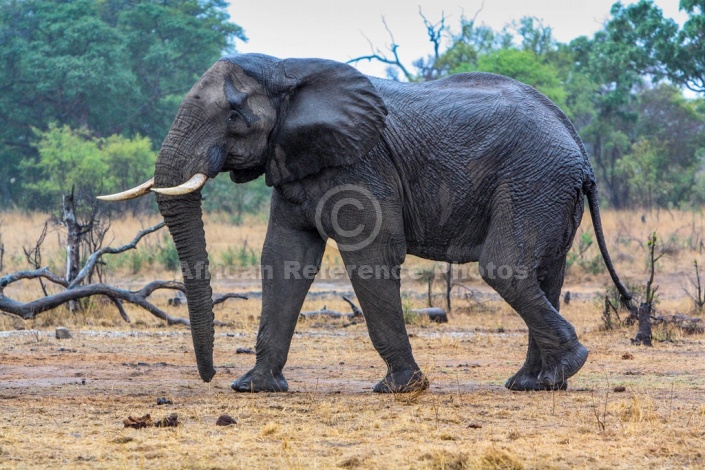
[301,295,363,320]
[0,281,247,326]
[0,280,246,326]
[0,221,247,326]
[409,307,448,323]
[0,267,68,294]
[651,314,703,334]
[138,280,183,297]
[108,296,131,323]
[68,222,165,289]
[0,282,189,325]
[342,295,364,318]
[300,307,355,320]
[213,292,249,306]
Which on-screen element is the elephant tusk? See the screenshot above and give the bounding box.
[97,178,154,201]
[152,173,209,196]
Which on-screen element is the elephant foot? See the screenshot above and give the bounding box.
[505,370,568,391]
[231,367,288,392]
[373,368,429,393]
[537,341,588,389]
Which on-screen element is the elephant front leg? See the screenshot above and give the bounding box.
[343,257,428,393]
[231,226,325,392]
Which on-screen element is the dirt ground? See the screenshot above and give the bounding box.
[1,209,704,468]
[1,289,704,469]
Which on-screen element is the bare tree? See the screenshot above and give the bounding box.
[442,263,453,312]
[0,232,4,272]
[347,17,416,81]
[630,232,664,346]
[684,259,705,313]
[22,220,50,297]
[348,4,487,82]
[413,8,450,81]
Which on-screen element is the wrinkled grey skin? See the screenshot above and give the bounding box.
[153,53,630,393]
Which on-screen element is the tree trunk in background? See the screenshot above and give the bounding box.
[631,302,653,346]
[62,190,82,312]
[633,302,653,346]
[444,263,452,313]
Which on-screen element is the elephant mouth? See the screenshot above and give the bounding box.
[229,165,266,184]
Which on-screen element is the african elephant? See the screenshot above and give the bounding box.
[99,53,631,393]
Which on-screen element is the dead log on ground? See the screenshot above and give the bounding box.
[0,222,246,325]
[300,307,355,319]
[409,307,448,323]
[300,296,447,323]
[301,295,364,320]
[651,314,703,334]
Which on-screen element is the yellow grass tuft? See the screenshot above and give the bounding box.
[476,446,524,470]
[261,421,280,436]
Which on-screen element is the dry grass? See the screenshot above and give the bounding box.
[1,209,704,468]
[0,305,703,469]
[2,208,704,302]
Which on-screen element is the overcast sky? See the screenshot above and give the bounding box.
[228,0,687,78]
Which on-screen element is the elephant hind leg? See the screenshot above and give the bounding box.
[504,257,571,391]
[479,233,586,390]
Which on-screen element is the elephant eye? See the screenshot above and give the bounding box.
[228,108,252,129]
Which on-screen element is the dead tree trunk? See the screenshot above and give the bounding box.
[62,189,81,286]
[632,302,653,346]
[631,233,662,346]
[62,190,82,312]
[443,263,452,313]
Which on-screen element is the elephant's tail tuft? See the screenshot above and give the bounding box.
[584,180,633,305]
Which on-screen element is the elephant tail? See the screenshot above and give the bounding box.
[584,180,633,305]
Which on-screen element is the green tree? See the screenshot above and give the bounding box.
[568,25,645,208]
[0,0,244,209]
[22,125,156,210]
[202,173,271,224]
[355,8,705,211]
[619,85,705,209]
[569,2,705,208]
[671,0,705,92]
[605,0,705,93]
[453,48,567,109]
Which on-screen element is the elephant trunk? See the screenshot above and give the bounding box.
[155,147,216,382]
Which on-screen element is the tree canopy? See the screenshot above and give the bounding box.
[0,0,244,209]
[367,1,705,210]
[2,0,705,213]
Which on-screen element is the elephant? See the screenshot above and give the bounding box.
[99,53,632,393]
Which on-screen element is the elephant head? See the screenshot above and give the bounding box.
[99,54,387,382]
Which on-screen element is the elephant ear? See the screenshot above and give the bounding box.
[266,58,388,186]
